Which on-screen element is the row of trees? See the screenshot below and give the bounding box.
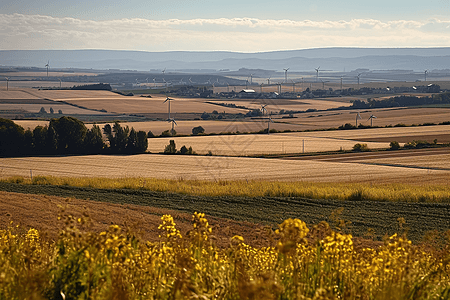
[0,117,147,157]
[351,91,450,109]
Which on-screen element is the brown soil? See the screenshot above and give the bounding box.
[0,191,273,248]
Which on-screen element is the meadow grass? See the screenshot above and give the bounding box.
[1,212,449,299]
[3,175,450,203]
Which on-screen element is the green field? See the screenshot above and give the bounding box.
[1,180,450,243]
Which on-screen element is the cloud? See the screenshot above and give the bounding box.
[1,13,450,51]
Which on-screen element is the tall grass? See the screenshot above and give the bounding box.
[3,175,450,203]
[1,213,449,299]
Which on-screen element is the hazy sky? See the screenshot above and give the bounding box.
[1,0,450,52]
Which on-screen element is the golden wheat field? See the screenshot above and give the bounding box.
[286,124,450,140]
[284,107,450,130]
[351,153,450,170]
[147,134,390,155]
[1,154,449,184]
[58,93,247,115]
[207,98,351,113]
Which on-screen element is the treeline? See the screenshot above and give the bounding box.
[71,83,112,91]
[351,91,450,109]
[0,117,147,157]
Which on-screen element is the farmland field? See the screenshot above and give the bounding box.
[146,133,390,155]
[1,152,449,184]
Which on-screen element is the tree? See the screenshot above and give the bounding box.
[0,118,25,156]
[192,126,205,135]
[103,124,114,149]
[58,109,63,114]
[33,125,48,154]
[113,122,129,153]
[23,129,33,155]
[164,140,177,154]
[136,131,148,153]
[389,141,400,150]
[46,124,58,154]
[50,116,87,154]
[84,125,105,154]
[49,107,54,114]
[39,107,47,114]
[353,143,369,152]
[179,145,188,154]
[126,128,138,153]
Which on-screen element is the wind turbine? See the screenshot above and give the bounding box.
[368,114,377,127]
[357,73,362,88]
[168,118,177,136]
[164,96,174,120]
[291,80,295,92]
[315,66,320,82]
[250,74,254,85]
[59,78,62,89]
[267,77,271,85]
[283,68,289,83]
[424,70,428,82]
[260,104,267,115]
[267,113,274,134]
[356,112,362,127]
[5,77,9,91]
[260,83,264,93]
[45,61,49,77]
[340,77,343,90]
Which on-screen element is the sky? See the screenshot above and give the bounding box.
[1,0,450,52]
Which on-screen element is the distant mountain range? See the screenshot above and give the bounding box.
[1,48,450,72]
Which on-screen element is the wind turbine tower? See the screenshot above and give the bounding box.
[356,112,362,127]
[45,61,49,77]
[164,97,174,120]
[267,113,274,134]
[315,67,320,82]
[168,118,177,136]
[368,114,377,127]
[5,77,9,91]
[424,70,428,82]
[283,68,289,83]
[260,104,267,115]
[357,73,362,89]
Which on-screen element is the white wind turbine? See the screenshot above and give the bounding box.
[283,68,289,83]
[267,113,274,134]
[315,66,320,82]
[357,73,362,88]
[164,96,174,120]
[424,70,428,82]
[356,112,362,127]
[45,60,49,77]
[260,104,267,115]
[5,77,9,91]
[368,114,377,127]
[168,118,177,136]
